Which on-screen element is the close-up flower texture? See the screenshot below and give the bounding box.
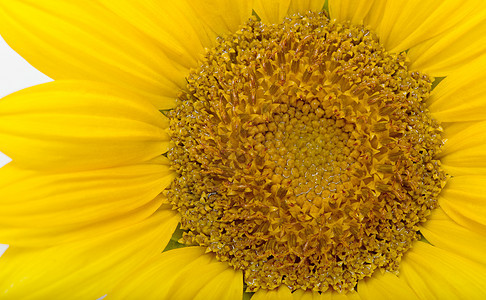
[1,0,486,299]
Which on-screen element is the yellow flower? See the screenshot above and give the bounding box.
[1,0,486,299]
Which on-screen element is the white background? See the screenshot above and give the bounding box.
[0,35,52,98]
[0,35,52,256]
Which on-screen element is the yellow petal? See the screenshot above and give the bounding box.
[420,208,486,266]
[357,272,418,300]
[0,209,180,299]
[247,0,326,25]
[429,54,486,123]
[439,121,486,176]
[361,0,387,29]
[400,242,486,299]
[97,0,253,70]
[110,247,243,300]
[440,121,476,139]
[328,292,362,300]
[437,175,486,235]
[0,196,167,248]
[328,0,375,25]
[253,0,292,24]
[0,157,173,246]
[252,285,293,300]
[0,80,168,172]
[288,0,326,15]
[95,0,202,69]
[292,288,362,300]
[186,0,254,38]
[364,0,481,53]
[408,5,486,76]
[0,0,186,108]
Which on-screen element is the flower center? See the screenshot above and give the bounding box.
[167,12,446,293]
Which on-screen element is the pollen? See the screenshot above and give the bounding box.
[167,12,446,293]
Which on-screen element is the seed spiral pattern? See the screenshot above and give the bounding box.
[167,12,446,292]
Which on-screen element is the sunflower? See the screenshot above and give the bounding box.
[1,0,486,299]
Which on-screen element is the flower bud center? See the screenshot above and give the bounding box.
[167,12,446,293]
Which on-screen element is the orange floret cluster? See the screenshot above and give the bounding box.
[167,12,446,292]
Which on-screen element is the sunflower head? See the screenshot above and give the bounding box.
[2,0,486,299]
